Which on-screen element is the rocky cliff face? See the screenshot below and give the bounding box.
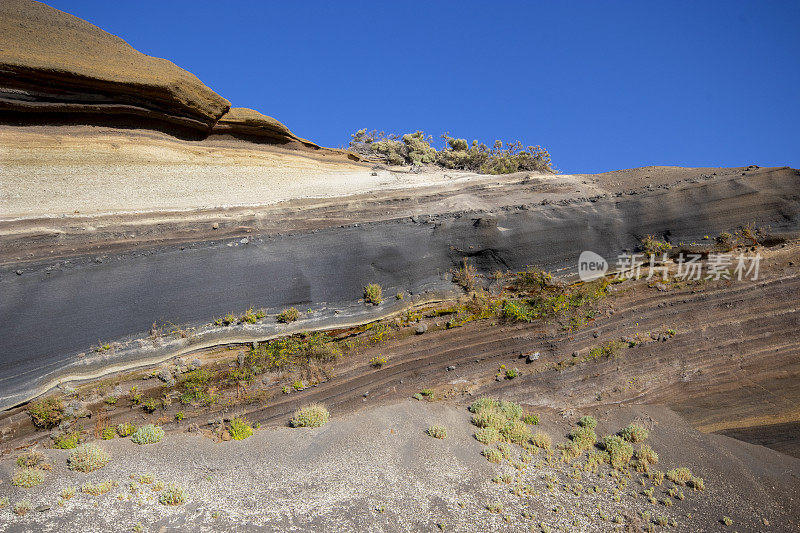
[0,0,310,146]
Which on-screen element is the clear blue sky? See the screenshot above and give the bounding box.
[47,0,800,173]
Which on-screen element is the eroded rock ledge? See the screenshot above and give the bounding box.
[0,0,313,147]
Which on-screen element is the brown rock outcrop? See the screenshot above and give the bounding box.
[0,0,323,149]
[212,108,319,148]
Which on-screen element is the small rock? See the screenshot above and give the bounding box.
[446,365,456,371]
[237,352,246,367]
[240,237,249,245]
[15,270,23,275]
[252,341,258,350]
[415,323,428,335]
[187,423,199,433]
[190,358,202,370]
[157,367,175,386]
[592,331,599,338]
[35,505,50,512]
[212,222,219,230]
[63,400,90,419]
[526,352,540,363]
[363,391,369,398]
[654,282,669,292]
[220,430,231,441]
[94,257,103,264]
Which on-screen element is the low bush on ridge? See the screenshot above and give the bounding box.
[349,129,554,174]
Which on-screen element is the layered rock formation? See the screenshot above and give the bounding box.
[0,0,311,146]
[212,107,319,148]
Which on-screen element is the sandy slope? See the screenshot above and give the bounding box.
[0,401,796,532]
[0,125,460,219]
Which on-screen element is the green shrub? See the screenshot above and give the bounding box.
[60,487,76,500]
[28,397,63,429]
[131,424,164,445]
[531,431,552,449]
[350,129,553,174]
[568,426,597,451]
[364,283,383,305]
[229,417,253,440]
[16,451,44,468]
[13,500,31,516]
[179,369,218,406]
[452,258,478,291]
[276,307,300,323]
[11,468,44,488]
[687,476,705,491]
[141,398,160,413]
[635,444,658,466]
[68,444,110,472]
[482,448,503,464]
[600,435,634,469]
[577,416,597,429]
[101,427,116,440]
[522,413,539,425]
[82,480,115,495]
[666,467,692,485]
[619,423,649,443]
[370,356,387,368]
[117,422,136,437]
[240,307,260,324]
[641,235,672,256]
[290,404,330,428]
[722,516,732,527]
[53,432,80,449]
[159,484,186,506]
[475,427,500,444]
[505,368,519,379]
[427,425,447,439]
[500,419,531,445]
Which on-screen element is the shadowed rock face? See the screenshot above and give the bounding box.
[0,0,311,146]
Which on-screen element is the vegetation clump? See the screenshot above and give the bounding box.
[370,356,387,368]
[28,397,63,429]
[117,422,136,437]
[82,480,115,496]
[578,415,597,429]
[179,369,218,406]
[635,444,659,466]
[600,435,634,469]
[619,423,649,443]
[159,485,186,506]
[482,448,503,464]
[16,451,44,468]
[289,404,330,428]
[53,432,80,449]
[666,467,693,485]
[276,307,300,323]
[641,235,672,256]
[11,468,44,488]
[452,258,478,291]
[427,425,447,439]
[349,129,554,174]
[475,427,500,444]
[568,426,597,451]
[530,431,552,450]
[522,413,540,425]
[68,444,110,472]
[364,283,383,305]
[229,417,253,440]
[13,501,31,516]
[131,424,165,445]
